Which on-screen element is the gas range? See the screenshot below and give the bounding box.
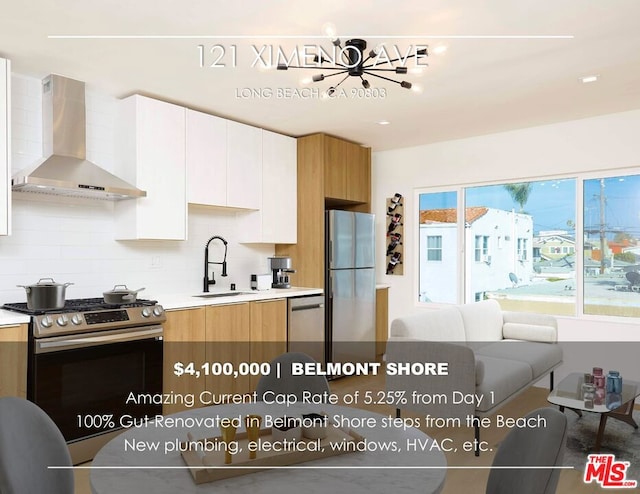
[3,297,166,337]
[2,296,165,464]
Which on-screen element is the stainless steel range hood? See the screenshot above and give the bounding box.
[11,75,146,200]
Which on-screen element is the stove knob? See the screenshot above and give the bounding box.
[71,314,83,325]
[141,308,152,318]
[153,306,164,317]
[56,315,69,326]
[41,316,53,328]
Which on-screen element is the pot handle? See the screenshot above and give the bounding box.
[37,277,56,284]
[112,285,129,290]
[122,288,145,300]
[16,285,31,294]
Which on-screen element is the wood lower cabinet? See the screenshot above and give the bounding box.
[205,302,251,396]
[249,299,287,390]
[0,324,28,398]
[375,288,389,359]
[162,301,288,411]
[162,308,206,414]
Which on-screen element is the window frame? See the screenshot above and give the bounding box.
[414,167,640,321]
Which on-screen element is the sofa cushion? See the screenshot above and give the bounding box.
[475,341,563,380]
[503,322,557,343]
[389,306,466,341]
[475,356,533,412]
[456,299,504,341]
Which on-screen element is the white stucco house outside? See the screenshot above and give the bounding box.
[419,207,533,303]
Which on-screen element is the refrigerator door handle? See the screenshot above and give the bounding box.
[328,239,333,265]
[328,272,333,299]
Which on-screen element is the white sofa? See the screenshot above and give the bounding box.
[386,299,562,454]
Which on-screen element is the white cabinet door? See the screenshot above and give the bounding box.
[186,109,226,206]
[261,130,296,243]
[115,95,186,240]
[240,130,297,244]
[226,120,261,209]
[0,58,10,236]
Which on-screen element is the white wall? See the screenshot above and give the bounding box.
[0,74,274,304]
[372,109,640,348]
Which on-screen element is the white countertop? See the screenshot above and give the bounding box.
[0,288,322,324]
[0,309,31,326]
[152,287,323,311]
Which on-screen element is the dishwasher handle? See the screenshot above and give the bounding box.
[291,303,324,312]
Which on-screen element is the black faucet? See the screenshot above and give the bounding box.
[204,235,228,292]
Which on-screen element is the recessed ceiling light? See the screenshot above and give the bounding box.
[432,45,448,55]
[580,75,599,83]
[377,120,391,126]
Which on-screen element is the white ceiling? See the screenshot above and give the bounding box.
[1,0,640,151]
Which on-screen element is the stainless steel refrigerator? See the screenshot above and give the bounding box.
[325,210,376,367]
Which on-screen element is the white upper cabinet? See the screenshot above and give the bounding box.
[186,109,226,206]
[226,120,262,210]
[0,58,10,236]
[240,130,297,244]
[114,95,187,240]
[186,112,261,210]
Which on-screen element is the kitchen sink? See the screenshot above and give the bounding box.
[193,291,250,298]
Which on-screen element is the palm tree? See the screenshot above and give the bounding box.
[504,183,532,212]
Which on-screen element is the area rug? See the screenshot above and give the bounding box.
[563,410,640,480]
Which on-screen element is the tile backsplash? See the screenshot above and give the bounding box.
[0,74,275,304]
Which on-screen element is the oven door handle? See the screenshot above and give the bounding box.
[35,326,164,353]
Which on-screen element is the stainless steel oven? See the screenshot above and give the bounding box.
[3,298,166,464]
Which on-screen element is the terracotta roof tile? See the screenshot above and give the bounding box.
[420,207,488,224]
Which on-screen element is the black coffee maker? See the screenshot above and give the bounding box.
[268,256,296,288]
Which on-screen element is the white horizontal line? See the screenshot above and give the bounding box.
[47,34,574,40]
[50,465,574,470]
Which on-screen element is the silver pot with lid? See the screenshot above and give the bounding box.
[17,278,74,310]
[103,285,145,304]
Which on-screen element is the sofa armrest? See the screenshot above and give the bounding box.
[502,311,558,343]
[386,337,476,420]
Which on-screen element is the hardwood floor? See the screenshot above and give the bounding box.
[74,371,630,494]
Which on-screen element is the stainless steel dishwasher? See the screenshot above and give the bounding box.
[287,295,325,364]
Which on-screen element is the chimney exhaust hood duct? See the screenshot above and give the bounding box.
[11,75,146,200]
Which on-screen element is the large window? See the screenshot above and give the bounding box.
[418,172,640,318]
[583,174,640,317]
[419,178,577,315]
[465,179,576,314]
[418,191,457,303]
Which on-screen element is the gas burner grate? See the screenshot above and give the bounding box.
[3,298,158,315]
